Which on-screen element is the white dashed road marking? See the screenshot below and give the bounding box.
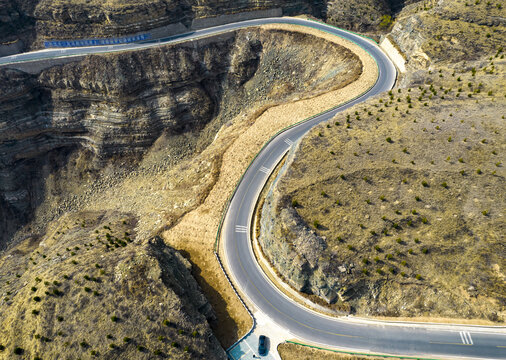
[460,331,473,345]
[235,225,248,233]
[259,166,270,174]
[284,138,293,146]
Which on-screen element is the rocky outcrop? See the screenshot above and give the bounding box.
[387,0,505,69]
[0,27,361,250]
[0,0,429,53]
[0,0,327,51]
[0,35,236,247]
[259,146,347,304]
[0,212,226,359]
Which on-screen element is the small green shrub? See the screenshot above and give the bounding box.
[376,269,384,275]
[111,316,119,323]
[386,254,393,260]
[109,344,117,349]
[13,347,24,355]
[401,261,407,266]
[415,274,422,280]
[33,296,41,302]
[386,137,393,143]
[57,316,64,322]
[362,258,369,265]
[137,345,146,352]
[441,182,448,188]
[52,288,63,296]
[422,180,429,187]
[422,248,429,254]
[313,220,320,229]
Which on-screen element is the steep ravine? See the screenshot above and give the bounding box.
[0,27,361,250]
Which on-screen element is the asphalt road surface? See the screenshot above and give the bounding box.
[2,16,505,360]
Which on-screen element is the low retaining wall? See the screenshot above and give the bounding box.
[191,8,282,30]
[380,36,406,73]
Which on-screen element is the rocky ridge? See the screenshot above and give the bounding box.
[0,211,226,359]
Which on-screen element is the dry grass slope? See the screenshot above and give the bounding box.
[273,57,505,321]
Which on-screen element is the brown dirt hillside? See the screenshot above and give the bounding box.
[0,211,226,359]
[262,55,505,321]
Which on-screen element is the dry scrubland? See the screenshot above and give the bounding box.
[273,56,505,320]
[0,212,225,359]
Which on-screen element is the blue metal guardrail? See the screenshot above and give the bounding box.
[44,33,152,48]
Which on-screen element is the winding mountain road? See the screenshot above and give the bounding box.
[1,16,504,360]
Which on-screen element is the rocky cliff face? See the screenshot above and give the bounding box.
[259,147,344,304]
[1,0,327,51]
[0,27,360,250]
[0,0,428,53]
[388,0,505,69]
[0,34,236,248]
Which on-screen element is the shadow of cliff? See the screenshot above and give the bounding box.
[179,250,239,349]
